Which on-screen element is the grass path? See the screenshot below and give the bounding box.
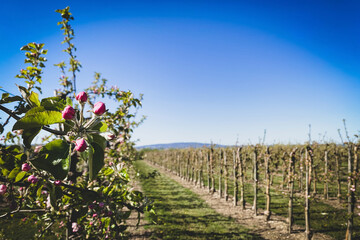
[133,160,263,240]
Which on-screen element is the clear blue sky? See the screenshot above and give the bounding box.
[0,1,359,145]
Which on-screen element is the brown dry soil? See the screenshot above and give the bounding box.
[127,161,333,240]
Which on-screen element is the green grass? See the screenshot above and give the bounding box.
[191,168,359,240]
[134,160,263,240]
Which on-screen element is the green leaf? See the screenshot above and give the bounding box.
[22,127,42,148]
[17,85,29,102]
[13,110,64,130]
[36,185,43,198]
[102,167,114,176]
[91,134,107,150]
[41,97,66,111]
[28,91,40,107]
[92,122,108,132]
[15,171,28,183]
[8,167,20,180]
[66,97,72,107]
[31,139,70,180]
[89,142,104,181]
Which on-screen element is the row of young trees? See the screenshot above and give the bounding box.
[0,7,151,239]
[145,139,359,240]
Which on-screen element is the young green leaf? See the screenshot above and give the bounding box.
[31,139,70,180]
[13,110,64,130]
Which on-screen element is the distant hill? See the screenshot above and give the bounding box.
[136,142,228,150]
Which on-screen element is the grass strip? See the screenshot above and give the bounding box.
[134,160,263,240]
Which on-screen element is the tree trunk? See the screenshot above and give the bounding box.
[219,150,223,198]
[346,144,354,240]
[312,167,317,196]
[265,147,271,221]
[305,146,313,240]
[253,147,258,216]
[281,152,286,190]
[211,148,215,193]
[233,149,238,206]
[224,150,228,201]
[299,149,304,192]
[288,147,297,233]
[207,150,211,193]
[238,147,245,209]
[324,149,329,200]
[335,147,341,203]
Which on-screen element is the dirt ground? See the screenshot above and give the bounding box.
[145,161,333,240]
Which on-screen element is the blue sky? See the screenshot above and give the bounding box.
[0,1,359,145]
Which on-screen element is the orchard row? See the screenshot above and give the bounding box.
[145,142,359,240]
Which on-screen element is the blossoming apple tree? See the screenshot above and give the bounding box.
[0,7,151,239]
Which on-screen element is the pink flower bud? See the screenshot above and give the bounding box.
[0,184,7,195]
[93,102,106,116]
[34,145,42,153]
[98,202,105,208]
[21,163,31,172]
[62,105,75,120]
[92,213,97,218]
[75,91,88,103]
[75,138,87,152]
[54,180,61,186]
[28,175,39,184]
